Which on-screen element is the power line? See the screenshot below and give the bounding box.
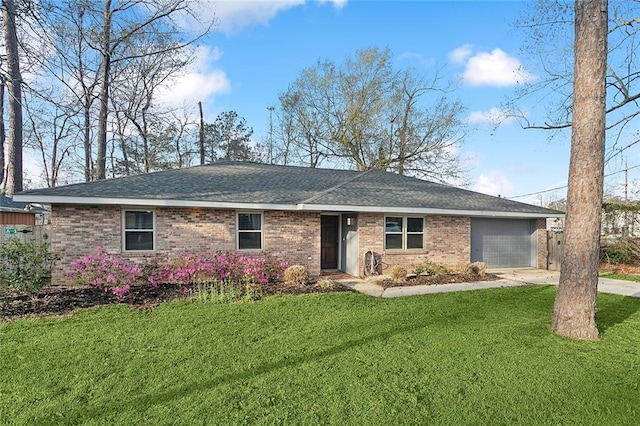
[509,163,640,199]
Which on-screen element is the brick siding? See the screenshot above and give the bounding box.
[50,205,322,284]
[50,205,121,284]
[49,205,547,284]
[358,213,471,276]
[535,218,547,269]
[263,211,321,276]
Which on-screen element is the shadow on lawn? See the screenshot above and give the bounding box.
[596,295,640,335]
[47,322,428,423]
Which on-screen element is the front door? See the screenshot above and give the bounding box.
[321,215,340,270]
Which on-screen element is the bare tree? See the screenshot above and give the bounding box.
[94,0,210,180]
[386,69,467,182]
[23,91,79,187]
[511,0,640,161]
[277,88,328,168]
[16,0,212,182]
[275,47,467,182]
[110,27,190,174]
[552,0,608,340]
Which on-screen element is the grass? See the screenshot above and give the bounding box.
[1,286,640,425]
[600,270,640,282]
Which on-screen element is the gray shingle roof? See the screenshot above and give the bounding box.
[15,161,561,216]
[0,195,48,214]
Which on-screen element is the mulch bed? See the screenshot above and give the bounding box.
[0,280,352,322]
[376,272,500,289]
[1,273,499,321]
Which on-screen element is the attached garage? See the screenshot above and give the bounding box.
[470,218,537,268]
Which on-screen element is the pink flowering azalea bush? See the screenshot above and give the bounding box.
[69,249,289,302]
[155,253,216,286]
[156,251,288,286]
[68,247,142,299]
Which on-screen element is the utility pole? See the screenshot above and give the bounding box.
[267,105,275,164]
[624,156,628,202]
[624,156,629,236]
[198,101,205,165]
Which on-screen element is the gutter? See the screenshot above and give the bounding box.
[12,194,563,219]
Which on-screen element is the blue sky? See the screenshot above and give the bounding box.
[23,0,636,206]
[172,0,579,206]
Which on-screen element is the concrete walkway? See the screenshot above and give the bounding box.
[336,268,640,298]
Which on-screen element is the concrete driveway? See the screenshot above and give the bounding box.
[337,268,640,298]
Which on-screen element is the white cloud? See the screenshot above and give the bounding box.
[22,150,47,189]
[319,0,347,8]
[473,171,515,196]
[461,48,535,87]
[468,107,515,125]
[462,151,484,170]
[156,46,231,109]
[397,51,435,69]
[448,44,473,64]
[189,1,345,35]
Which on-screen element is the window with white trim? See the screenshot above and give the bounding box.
[237,212,262,250]
[123,210,155,251]
[384,216,424,250]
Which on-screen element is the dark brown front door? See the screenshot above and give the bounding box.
[321,215,339,270]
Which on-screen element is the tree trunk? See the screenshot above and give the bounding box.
[96,0,112,180]
[83,103,93,181]
[3,0,23,194]
[551,0,608,340]
[0,79,5,187]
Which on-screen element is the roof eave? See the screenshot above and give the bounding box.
[12,195,301,212]
[297,203,564,218]
[13,195,564,218]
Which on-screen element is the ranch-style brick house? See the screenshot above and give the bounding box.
[14,161,563,282]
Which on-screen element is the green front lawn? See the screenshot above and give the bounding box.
[2,287,639,425]
[600,270,640,282]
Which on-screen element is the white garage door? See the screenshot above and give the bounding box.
[471,219,536,268]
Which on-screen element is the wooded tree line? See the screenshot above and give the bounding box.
[0,1,470,193]
[0,0,262,193]
[271,47,467,184]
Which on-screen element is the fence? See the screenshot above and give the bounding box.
[547,230,564,271]
[0,225,51,245]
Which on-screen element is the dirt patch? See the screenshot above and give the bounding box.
[376,272,500,289]
[0,280,351,322]
[600,262,640,275]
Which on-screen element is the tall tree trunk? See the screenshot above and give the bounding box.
[552,0,608,340]
[96,0,112,180]
[3,0,23,194]
[83,103,93,181]
[0,79,5,188]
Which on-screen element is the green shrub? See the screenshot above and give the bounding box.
[283,265,310,287]
[0,240,58,293]
[600,238,640,265]
[412,261,448,276]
